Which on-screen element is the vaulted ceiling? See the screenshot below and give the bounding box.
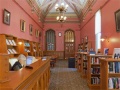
[26,0,96,23]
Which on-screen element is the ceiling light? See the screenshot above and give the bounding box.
[55,0,68,13]
[56,12,67,22]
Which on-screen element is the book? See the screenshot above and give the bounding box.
[113,48,120,59]
[108,78,113,89]
[8,49,14,54]
[11,40,16,46]
[109,62,115,73]
[104,48,109,55]
[12,49,17,54]
[6,39,10,45]
[8,40,14,45]
[7,50,10,54]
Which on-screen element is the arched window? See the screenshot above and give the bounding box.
[95,10,101,53]
[46,29,56,51]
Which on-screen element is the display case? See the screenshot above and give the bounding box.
[0,34,19,58]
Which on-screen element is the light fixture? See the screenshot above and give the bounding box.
[55,0,68,22]
[55,0,68,13]
[101,36,109,42]
[56,12,67,22]
[101,38,105,42]
[18,42,22,45]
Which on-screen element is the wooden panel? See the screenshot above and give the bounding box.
[65,42,75,59]
[43,51,64,59]
[0,57,50,90]
[64,30,75,59]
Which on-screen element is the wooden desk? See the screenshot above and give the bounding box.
[0,58,50,90]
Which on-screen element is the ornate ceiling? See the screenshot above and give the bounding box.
[26,0,96,23]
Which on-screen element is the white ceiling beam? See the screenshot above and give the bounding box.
[67,0,83,9]
[64,0,80,18]
[76,0,83,6]
[41,0,56,9]
[44,0,58,18]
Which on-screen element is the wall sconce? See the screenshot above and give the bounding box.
[18,42,22,45]
[101,36,109,42]
[100,38,105,42]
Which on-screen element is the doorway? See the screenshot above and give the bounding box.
[64,30,75,59]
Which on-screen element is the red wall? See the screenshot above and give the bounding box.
[0,0,42,42]
[43,23,80,51]
[80,0,120,54]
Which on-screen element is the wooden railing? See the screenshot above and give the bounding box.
[0,58,50,90]
[43,51,64,59]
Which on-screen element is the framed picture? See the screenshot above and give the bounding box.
[29,24,33,35]
[35,29,39,38]
[115,9,120,32]
[3,9,11,25]
[20,19,25,32]
[58,32,62,36]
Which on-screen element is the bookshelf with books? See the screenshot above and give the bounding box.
[84,36,91,52]
[76,52,82,72]
[100,58,120,90]
[0,34,19,58]
[30,41,37,57]
[37,43,43,57]
[18,39,33,56]
[81,52,88,78]
[87,55,112,90]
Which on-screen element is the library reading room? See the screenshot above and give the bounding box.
[0,0,120,90]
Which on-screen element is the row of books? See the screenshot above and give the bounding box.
[33,49,36,52]
[25,49,30,52]
[7,49,17,54]
[91,77,100,84]
[91,57,100,64]
[83,55,87,60]
[109,62,120,73]
[91,67,100,74]
[24,42,30,47]
[6,39,16,46]
[83,62,87,68]
[108,78,120,89]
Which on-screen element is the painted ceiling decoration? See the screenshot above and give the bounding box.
[26,0,96,23]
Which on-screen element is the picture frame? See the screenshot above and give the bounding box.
[20,19,26,32]
[58,32,62,36]
[29,24,33,35]
[3,9,11,25]
[115,9,120,32]
[35,29,39,38]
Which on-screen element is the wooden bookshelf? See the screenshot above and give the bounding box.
[100,58,120,90]
[76,52,82,72]
[37,43,43,57]
[87,55,112,90]
[0,34,19,58]
[30,41,37,57]
[84,36,91,52]
[18,39,33,56]
[81,52,88,78]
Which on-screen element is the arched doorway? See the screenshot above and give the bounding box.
[64,29,75,59]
